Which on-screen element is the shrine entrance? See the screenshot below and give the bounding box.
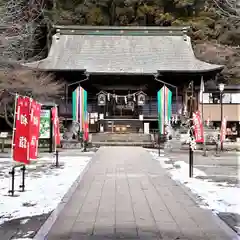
[109,101,138,118]
[97,90,146,133]
[97,90,146,119]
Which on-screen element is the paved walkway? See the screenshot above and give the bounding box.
[45,147,235,240]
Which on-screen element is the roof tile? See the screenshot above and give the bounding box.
[24,30,223,74]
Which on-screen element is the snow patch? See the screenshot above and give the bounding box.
[0,155,91,225]
[150,151,240,215]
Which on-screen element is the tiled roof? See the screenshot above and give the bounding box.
[24,26,223,74]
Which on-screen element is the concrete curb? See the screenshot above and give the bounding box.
[158,153,240,240]
[33,151,97,240]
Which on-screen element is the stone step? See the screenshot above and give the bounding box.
[92,141,153,147]
[92,133,152,143]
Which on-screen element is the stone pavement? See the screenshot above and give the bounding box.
[45,147,237,240]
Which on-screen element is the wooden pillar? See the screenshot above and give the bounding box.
[184,86,188,112]
[193,92,198,112]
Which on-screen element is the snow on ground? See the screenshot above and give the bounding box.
[11,239,32,240]
[149,151,240,216]
[0,154,91,225]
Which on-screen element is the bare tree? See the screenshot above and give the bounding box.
[194,42,240,83]
[0,0,52,63]
[0,67,64,127]
[212,0,240,19]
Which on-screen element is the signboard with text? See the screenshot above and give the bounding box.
[0,132,8,138]
[39,109,51,139]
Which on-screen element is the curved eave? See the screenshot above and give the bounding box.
[86,71,157,75]
[158,66,224,74]
[22,60,86,72]
[158,61,224,74]
[22,59,46,70]
[22,55,224,75]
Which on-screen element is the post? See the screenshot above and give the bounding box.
[158,132,161,156]
[8,167,15,196]
[19,165,26,192]
[215,137,220,157]
[220,91,223,151]
[176,87,179,116]
[55,150,59,167]
[11,94,18,159]
[1,139,4,153]
[49,108,53,153]
[189,81,194,178]
[201,91,207,156]
[83,140,87,152]
[163,84,166,150]
[65,84,68,114]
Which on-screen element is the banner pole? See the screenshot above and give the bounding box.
[189,81,194,178]
[11,94,18,161]
[201,88,207,156]
[163,85,166,146]
[54,105,57,154]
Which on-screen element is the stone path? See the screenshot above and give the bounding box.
[45,147,236,240]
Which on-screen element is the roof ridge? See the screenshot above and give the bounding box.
[54,25,190,35]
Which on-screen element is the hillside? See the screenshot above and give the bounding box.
[0,0,239,83]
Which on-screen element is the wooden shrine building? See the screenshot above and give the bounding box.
[24,25,223,133]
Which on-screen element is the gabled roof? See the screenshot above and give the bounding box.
[24,25,224,74]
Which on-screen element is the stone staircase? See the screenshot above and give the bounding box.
[91,133,154,147]
[103,119,143,133]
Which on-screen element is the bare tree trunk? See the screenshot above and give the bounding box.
[4,104,13,128]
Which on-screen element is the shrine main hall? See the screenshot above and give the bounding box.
[24,25,223,133]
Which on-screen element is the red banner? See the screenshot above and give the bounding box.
[220,117,227,142]
[51,107,60,146]
[13,96,31,164]
[84,122,89,141]
[193,111,204,143]
[29,100,41,160]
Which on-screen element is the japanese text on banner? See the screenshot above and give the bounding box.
[13,96,31,164]
[220,117,227,142]
[84,113,89,142]
[29,100,41,160]
[51,107,60,145]
[193,111,204,143]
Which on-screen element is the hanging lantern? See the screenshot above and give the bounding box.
[107,93,110,101]
[137,93,145,106]
[98,93,106,106]
[124,96,127,104]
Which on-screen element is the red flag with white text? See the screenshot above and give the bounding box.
[193,111,204,143]
[220,117,227,142]
[29,100,41,160]
[84,122,89,141]
[51,107,61,146]
[13,96,31,164]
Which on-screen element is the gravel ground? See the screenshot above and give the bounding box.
[0,213,51,239]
